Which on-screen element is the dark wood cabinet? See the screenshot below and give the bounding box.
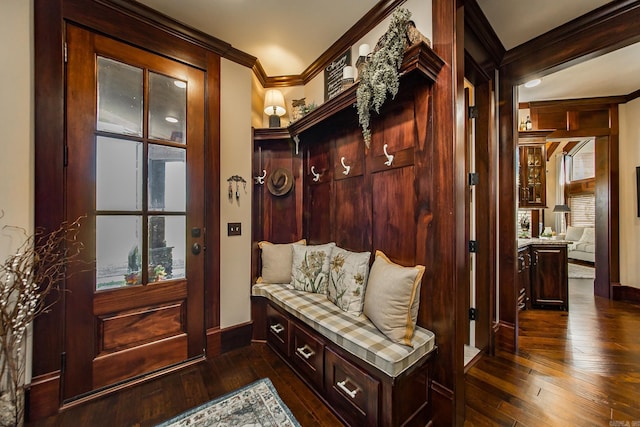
[529,244,568,310]
[518,144,547,208]
[517,247,531,310]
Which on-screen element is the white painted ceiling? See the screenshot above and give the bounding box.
[135,0,640,102]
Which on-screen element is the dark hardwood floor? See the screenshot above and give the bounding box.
[26,343,341,427]
[465,276,640,426]
[28,275,640,427]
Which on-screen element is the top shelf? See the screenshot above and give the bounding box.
[287,42,444,137]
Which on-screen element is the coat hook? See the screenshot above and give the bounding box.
[311,166,321,182]
[383,144,394,166]
[340,157,351,176]
[254,169,266,185]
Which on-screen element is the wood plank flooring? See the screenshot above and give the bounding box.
[28,276,640,426]
[465,277,640,426]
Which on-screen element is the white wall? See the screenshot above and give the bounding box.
[0,0,34,384]
[0,0,33,259]
[219,59,253,327]
[619,98,640,289]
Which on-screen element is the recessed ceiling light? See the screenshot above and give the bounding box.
[524,79,541,88]
[174,80,187,89]
[165,116,179,123]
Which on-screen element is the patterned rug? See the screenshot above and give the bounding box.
[568,263,595,279]
[156,378,300,427]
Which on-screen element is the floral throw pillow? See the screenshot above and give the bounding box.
[327,247,371,315]
[290,243,336,294]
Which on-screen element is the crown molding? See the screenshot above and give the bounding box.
[626,88,640,103]
[502,0,640,79]
[99,0,257,68]
[463,0,505,69]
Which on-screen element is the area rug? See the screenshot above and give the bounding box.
[156,378,300,427]
[568,263,595,279]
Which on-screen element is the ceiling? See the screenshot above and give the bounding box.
[135,0,640,102]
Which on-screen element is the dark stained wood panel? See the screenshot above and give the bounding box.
[372,167,417,267]
[92,335,188,388]
[333,176,372,252]
[306,183,332,245]
[99,302,184,353]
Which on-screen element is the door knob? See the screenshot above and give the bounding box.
[192,242,201,255]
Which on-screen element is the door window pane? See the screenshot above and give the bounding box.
[97,136,143,211]
[148,215,186,282]
[149,73,186,143]
[148,144,186,212]
[97,57,143,136]
[96,215,142,290]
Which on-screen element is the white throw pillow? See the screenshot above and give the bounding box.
[579,227,596,244]
[327,247,371,315]
[290,243,336,293]
[257,239,306,284]
[565,226,584,242]
[363,250,425,347]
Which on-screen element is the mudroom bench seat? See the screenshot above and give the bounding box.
[251,282,437,427]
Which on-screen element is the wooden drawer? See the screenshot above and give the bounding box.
[325,348,379,427]
[266,304,290,357]
[291,323,324,389]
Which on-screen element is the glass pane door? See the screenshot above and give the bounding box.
[95,58,188,291]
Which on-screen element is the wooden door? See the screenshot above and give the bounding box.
[63,25,206,400]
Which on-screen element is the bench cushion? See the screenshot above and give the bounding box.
[253,283,436,378]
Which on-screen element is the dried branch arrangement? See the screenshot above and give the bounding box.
[0,214,84,427]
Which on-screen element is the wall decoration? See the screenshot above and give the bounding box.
[324,49,351,101]
[227,175,247,203]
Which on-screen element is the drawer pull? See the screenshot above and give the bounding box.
[296,344,315,359]
[270,323,285,334]
[337,379,359,399]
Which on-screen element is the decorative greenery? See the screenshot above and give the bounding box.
[356,7,411,148]
[0,214,83,427]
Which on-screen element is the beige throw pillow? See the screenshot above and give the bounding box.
[363,250,425,347]
[257,239,306,284]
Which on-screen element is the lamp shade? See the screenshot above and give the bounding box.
[263,89,286,117]
[553,204,571,213]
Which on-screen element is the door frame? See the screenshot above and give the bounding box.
[32,0,220,417]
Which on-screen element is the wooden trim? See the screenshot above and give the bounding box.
[626,88,640,103]
[611,284,640,304]
[97,0,256,68]
[495,321,516,353]
[502,1,640,77]
[528,96,627,109]
[220,321,253,353]
[206,328,222,358]
[26,371,61,421]
[463,0,505,68]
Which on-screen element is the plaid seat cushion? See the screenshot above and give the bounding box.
[253,283,436,378]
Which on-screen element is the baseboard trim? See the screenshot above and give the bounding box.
[26,371,60,421]
[611,283,640,304]
[495,321,516,353]
[221,321,253,353]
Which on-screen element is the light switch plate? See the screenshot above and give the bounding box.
[227,222,241,236]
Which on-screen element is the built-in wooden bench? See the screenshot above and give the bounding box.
[252,283,437,426]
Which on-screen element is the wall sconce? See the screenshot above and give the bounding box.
[264,89,286,128]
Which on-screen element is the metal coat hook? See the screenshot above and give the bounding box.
[311,166,321,182]
[227,175,247,203]
[340,157,351,176]
[383,144,394,166]
[254,170,267,185]
[293,135,300,155]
